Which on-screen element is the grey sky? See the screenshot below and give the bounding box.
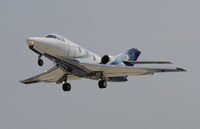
[0,0,199,129]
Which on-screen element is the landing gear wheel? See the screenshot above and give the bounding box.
[98,80,107,89]
[38,59,43,66]
[62,83,71,91]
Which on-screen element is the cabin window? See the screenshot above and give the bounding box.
[93,55,96,61]
[78,47,81,52]
[57,37,65,42]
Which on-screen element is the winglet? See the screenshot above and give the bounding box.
[20,80,24,84]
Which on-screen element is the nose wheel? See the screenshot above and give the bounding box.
[38,59,43,66]
[98,80,107,89]
[62,83,71,91]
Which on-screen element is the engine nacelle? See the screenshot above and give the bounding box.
[101,55,116,64]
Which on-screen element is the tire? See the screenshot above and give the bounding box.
[62,83,71,91]
[98,80,107,89]
[38,59,43,66]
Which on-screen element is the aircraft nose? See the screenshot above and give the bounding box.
[26,37,37,46]
[26,37,56,54]
[26,37,48,46]
[26,36,69,57]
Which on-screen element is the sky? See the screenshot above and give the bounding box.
[0,0,199,129]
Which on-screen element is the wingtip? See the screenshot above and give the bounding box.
[20,80,25,84]
[176,67,187,72]
[160,61,172,64]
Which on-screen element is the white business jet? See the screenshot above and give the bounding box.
[20,34,186,91]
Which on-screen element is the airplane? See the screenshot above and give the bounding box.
[20,34,186,91]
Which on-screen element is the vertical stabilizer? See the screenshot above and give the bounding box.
[115,48,141,66]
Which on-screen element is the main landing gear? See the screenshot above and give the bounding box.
[62,75,71,92]
[38,54,43,66]
[61,79,107,91]
[62,82,71,91]
[98,80,107,89]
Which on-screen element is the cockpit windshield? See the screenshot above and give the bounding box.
[46,34,65,42]
[46,35,57,39]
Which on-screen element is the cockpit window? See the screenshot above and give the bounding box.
[57,37,65,42]
[46,35,57,39]
[46,35,65,42]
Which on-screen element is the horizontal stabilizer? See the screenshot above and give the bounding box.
[123,61,172,64]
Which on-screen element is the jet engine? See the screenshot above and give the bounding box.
[101,55,115,64]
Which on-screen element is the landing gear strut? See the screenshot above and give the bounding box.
[98,80,107,89]
[38,54,43,66]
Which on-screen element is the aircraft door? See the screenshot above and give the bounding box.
[75,47,82,58]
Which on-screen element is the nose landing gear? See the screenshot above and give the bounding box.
[38,59,43,66]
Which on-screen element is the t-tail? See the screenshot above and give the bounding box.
[115,48,141,66]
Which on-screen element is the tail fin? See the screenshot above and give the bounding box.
[116,48,141,66]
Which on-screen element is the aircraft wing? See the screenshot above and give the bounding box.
[20,66,80,84]
[80,63,186,77]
